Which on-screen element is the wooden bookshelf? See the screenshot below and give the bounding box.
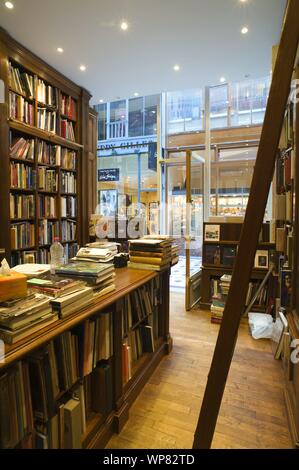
[200,222,277,311]
[0,268,172,449]
[0,27,91,265]
[274,61,299,448]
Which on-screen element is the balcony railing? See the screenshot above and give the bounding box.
[108,121,127,139]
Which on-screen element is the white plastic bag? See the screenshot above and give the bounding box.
[248,312,274,340]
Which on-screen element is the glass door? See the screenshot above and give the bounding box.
[163,149,204,310]
[186,150,204,310]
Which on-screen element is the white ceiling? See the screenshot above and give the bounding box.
[0,0,286,105]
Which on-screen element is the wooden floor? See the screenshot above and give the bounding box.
[106,292,292,449]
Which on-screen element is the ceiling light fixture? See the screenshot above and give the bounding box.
[120,21,128,31]
[173,65,180,72]
[220,77,226,83]
[134,92,139,97]
[99,99,104,103]
[57,47,64,53]
[5,1,14,9]
[79,65,86,71]
[241,26,249,34]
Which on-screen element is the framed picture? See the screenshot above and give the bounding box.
[254,250,269,269]
[222,247,237,266]
[204,224,220,242]
[280,268,292,308]
[98,189,118,217]
[203,245,221,265]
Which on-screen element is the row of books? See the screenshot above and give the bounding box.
[61,171,76,193]
[61,220,77,242]
[38,220,59,245]
[9,61,35,98]
[9,92,34,125]
[10,163,36,190]
[61,94,76,120]
[37,143,77,169]
[10,222,35,250]
[38,168,58,192]
[10,135,35,161]
[10,194,35,219]
[0,358,112,449]
[10,243,78,267]
[276,147,293,195]
[61,120,75,142]
[37,108,57,133]
[37,79,58,107]
[122,324,155,384]
[38,195,57,218]
[61,196,77,218]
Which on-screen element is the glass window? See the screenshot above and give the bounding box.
[167,89,203,134]
[110,100,126,139]
[210,85,229,129]
[252,77,270,124]
[95,103,107,141]
[218,146,258,162]
[144,95,159,136]
[128,97,143,137]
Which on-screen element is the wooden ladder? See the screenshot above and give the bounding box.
[193,0,299,449]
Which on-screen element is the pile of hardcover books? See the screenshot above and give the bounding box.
[128,238,173,271]
[210,274,232,325]
[0,293,57,344]
[54,262,116,304]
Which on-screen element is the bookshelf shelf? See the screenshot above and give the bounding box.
[9,156,35,165]
[60,113,77,123]
[10,187,35,193]
[11,246,37,252]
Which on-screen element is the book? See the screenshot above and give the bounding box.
[63,398,82,449]
[0,313,58,344]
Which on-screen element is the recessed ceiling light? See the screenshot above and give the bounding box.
[173,65,180,72]
[241,26,249,34]
[220,77,226,83]
[79,65,86,71]
[99,99,104,103]
[57,47,64,53]
[239,0,248,3]
[121,21,128,31]
[5,1,14,9]
[134,92,139,97]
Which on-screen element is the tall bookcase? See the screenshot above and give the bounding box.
[0,27,92,266]
[274,59,299,448]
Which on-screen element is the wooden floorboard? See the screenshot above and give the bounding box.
[106,292,292,449]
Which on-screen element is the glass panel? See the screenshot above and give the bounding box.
[219,146,258,162]
[210,165,217,216]
[190,152,204,267]
[144,95,159,136]
[128,97,143,137]
[252,76,270,124]
[210,85,228,129]
[98,153,138,219]
[230,80,252,126]
[140,152,159,234]
[167,89,204,134]
[218,163,254,216]
[110,100,126,139]
[94,103,107,141]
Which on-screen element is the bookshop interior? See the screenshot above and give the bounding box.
[0,0,299,452]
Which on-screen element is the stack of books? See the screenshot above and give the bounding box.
[0,294,57,344]
[72,245,117,264]
[171,244,179,266]
[54,262,116,302]
[210,274,232,325]
[128,238,173,271]
[27,277,85,298]
[50,286,93,319]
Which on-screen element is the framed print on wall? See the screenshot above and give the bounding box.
[204,224,220,242]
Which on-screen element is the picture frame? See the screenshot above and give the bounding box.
[98,189,118,217]
[204,224,220,242]
[280,268,292,308]
[254,250,269,269]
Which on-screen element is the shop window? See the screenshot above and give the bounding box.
[129,97,143,137]
[95,103,107,141]
[110,100,126,139]
[210,85,229,129]
[144,95,159,136]
[167,89,204,134]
